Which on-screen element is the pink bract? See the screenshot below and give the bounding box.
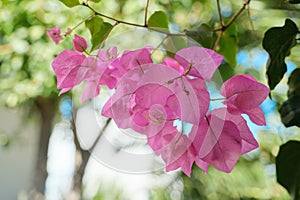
[174,46,223,81]
[161,57,185,74]
[110,46,153,80]
[220,74,270,125]
[46,26,63,44]
[73,34,88,52]
[52,49,86,91]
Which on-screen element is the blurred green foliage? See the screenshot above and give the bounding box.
[1,0,300,199]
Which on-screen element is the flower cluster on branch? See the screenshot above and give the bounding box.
[50,33,269,176]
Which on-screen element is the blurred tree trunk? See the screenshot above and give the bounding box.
[66,116,90,200]
[66,114,111,200]
[28,96,58,200]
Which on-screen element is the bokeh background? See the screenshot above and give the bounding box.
[1,0,300,199]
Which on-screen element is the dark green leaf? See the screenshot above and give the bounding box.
[59,0,80,7]
[289,0,300,4]
[90,0,102,2]
[185,24,213,48]
[263,19,298,90]
[276,141,300,199]
[218,23,238,67]
[279,95,300,127]
[148,11,169,30]
[217,62,234,82]
[287,68,300,97]
[163,36,188,57]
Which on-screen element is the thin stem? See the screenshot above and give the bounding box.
[210,97,226,101]
[152,35,169,53]
[83,2,146,28]
[213,31,223,50]
[213,0,251,32]
[89,118,112,152]
[64,14,95,36]
[82,2,185,37]
[216,0,223,27]
[247,4,254,31]
[144,0,150,26]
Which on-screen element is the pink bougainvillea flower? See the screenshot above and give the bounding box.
[102,64,177,133]
[46,26,63,44]
[220,74,270,125]
[52,49,86,91]
[174,46,223,81]
[102,62,211,161]
[72,34,88,52]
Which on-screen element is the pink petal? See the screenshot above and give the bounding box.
[244,107,266,126]
[175,46,223,81]
[147,122,178,152]
[98,46,118,61]
[46,26,63,44]
[220,74,270,110]
[111,46,153,72]
[202,120,241,173]
[52,50,86,89]
[58,87,72,95]
[137,64,208,125]
[161,57,185,74]
[73,34,88,52]
[81,81,100,103]
[211,108,259,154]
[195,157,209,174]
[162,134,196,177]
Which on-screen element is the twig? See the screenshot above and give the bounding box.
[213,0,251,32]
[82,2,185,37]
[213,0,251,49]
[213,31,223,50]
[82,2,146,28]
[216,0,223,27]
[89,118,112,152]
[144,0,150,26]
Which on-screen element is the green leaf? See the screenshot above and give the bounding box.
[279,95,300,127]
[279,68,300,128]
[59,0,80,7]
[218,23,238,67]
[86,16,104,35]
[287,68,300,97]
[185,24,213,48]
[262,19,298,90]
[217,62,235,82]
[90,0,102,2]
[163,36,188,57]
[289,0,300,4]
[276,141,300,199]
[91,22,113,51]
[148,11,169,30]
[85,16,113,51]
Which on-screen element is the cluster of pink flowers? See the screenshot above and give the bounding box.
[51,34,269,176]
